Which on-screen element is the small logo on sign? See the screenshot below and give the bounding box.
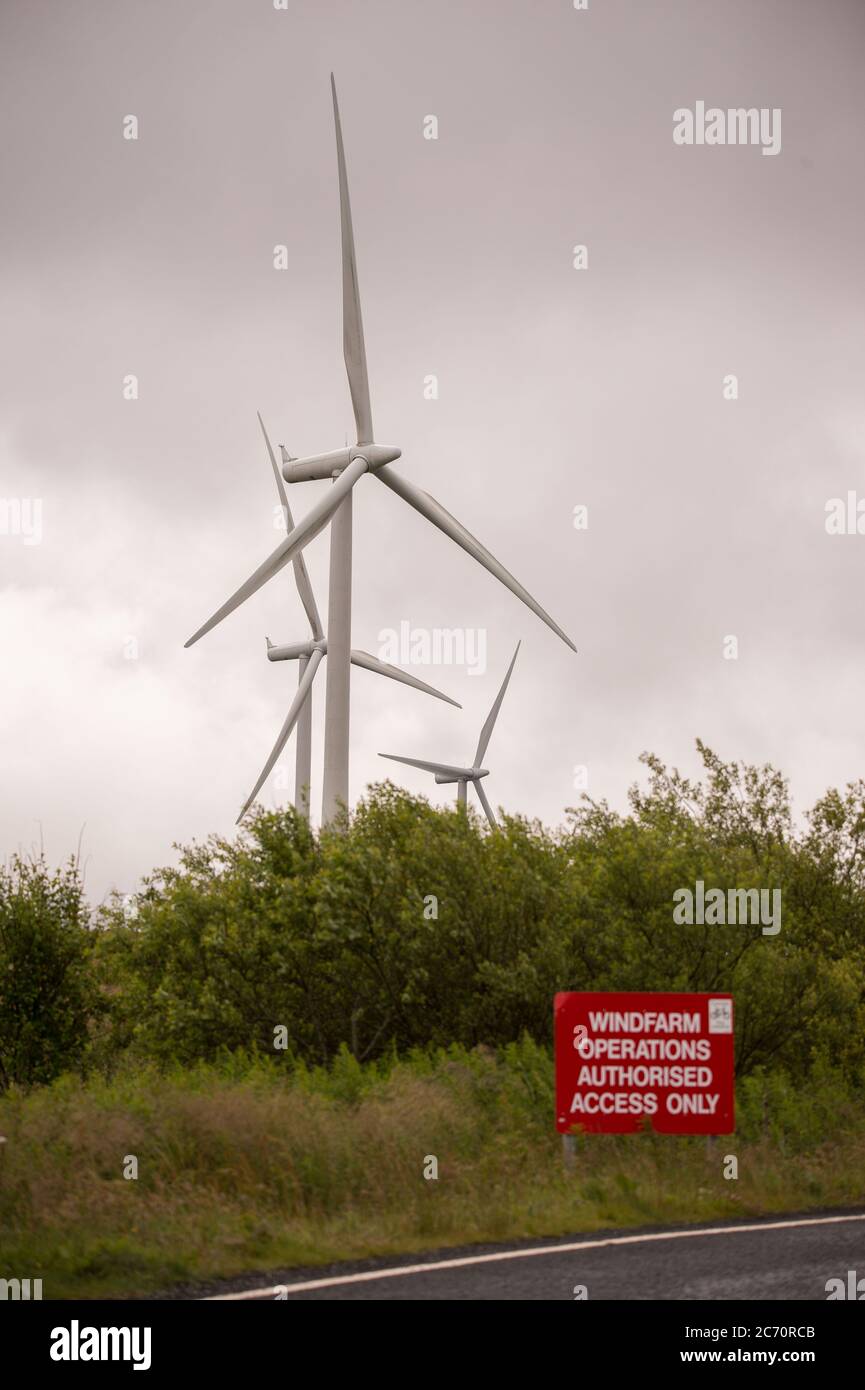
[708,999,733,1034]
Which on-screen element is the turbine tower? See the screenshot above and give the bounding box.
[379,642,521,828]
[244,413,461,823]
[185,79,576,826]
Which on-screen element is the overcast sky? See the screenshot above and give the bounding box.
[1,0,864,903]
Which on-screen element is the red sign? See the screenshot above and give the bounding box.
[555,992,734,1134]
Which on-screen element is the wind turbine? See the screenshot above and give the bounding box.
[242,412,461,824]
[185,77,576,825]
[379,642,521,829]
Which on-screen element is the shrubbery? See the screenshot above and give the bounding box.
[0,853,96,1088]
[5,742,865,1087]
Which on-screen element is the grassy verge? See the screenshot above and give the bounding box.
[1,1039,863,1299]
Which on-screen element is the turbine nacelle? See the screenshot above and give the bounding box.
[281,443,401,483]
[434,767,489,784]
[267,638,326,662]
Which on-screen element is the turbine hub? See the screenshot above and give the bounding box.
[352,443,401,470]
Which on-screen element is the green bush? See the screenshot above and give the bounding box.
[86,743,865,1081]
[0,853,95,1089]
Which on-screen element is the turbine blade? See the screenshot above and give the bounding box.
[474,641,520,765]
[350,650,461,706]
[258,413,323,641]
[375,466,576,653]
[331,76,373,446]
[237,647,324,822]
[474,780,498,830]
[185,457,367,647]
[379,754,470,780]
[258,410,292,521]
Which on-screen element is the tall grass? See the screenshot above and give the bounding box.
[1,1041,863,1298]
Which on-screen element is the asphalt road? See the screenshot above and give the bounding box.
[203,1210,865,1301]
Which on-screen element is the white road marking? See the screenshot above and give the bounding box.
[205,1211,865,1299]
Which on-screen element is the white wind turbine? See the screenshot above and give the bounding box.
[186,77,575,825]
[241,412,461,823]
[379,642,521,828]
